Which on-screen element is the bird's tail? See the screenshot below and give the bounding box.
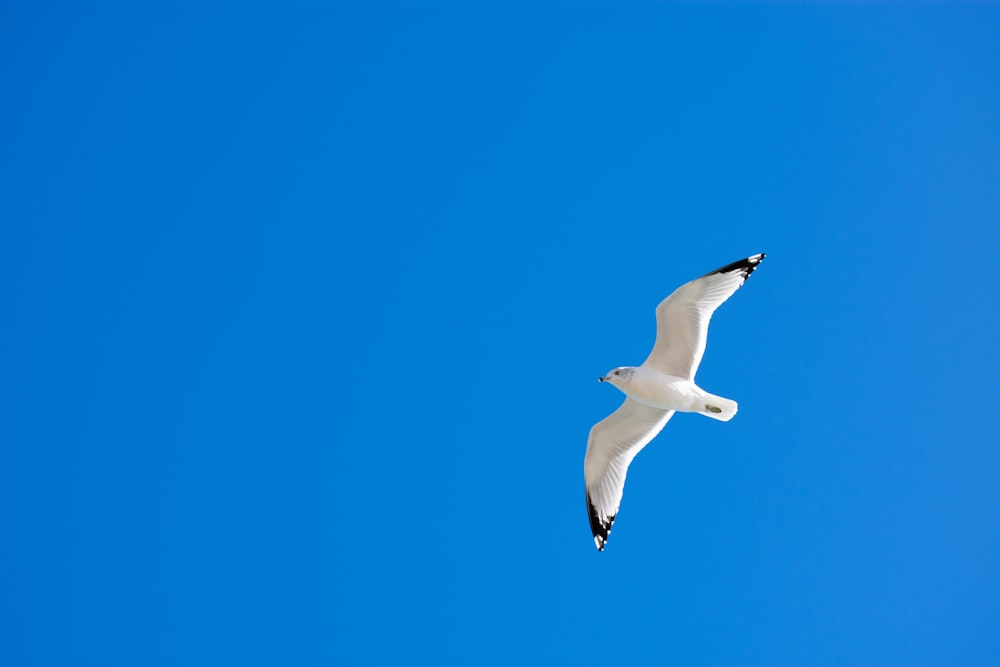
[699,392,738,422]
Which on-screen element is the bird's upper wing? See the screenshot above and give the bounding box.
[642,254,765,380]
[584,398,674,551]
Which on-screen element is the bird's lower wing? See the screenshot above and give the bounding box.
[584,398,674,551]
[643,254,764,380]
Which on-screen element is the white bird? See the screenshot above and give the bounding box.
[584,253,765,551]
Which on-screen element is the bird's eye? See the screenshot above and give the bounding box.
[613,370,620,376]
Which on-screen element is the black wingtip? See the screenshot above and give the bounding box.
[705,253,765,280]
[586,491,615,552]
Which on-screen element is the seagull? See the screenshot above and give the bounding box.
[584,253,765,551]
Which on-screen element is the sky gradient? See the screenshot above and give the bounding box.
[3,3,1000,665]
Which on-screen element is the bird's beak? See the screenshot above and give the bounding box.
[598,376,607,382]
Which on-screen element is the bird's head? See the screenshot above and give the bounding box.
[599,366,635,386]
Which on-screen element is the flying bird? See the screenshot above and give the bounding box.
[584,253,765,551]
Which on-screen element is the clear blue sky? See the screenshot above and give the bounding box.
[3,3,999,665]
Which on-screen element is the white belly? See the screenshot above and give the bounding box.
[623,370,703,412]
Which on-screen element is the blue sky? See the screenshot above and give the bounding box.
[2,3,999,665]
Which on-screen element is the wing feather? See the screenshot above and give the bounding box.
[642,254,765,379]
[584,398,674,551]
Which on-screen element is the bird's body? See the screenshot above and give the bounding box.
[584,253,765,551]
[601,366,737,420]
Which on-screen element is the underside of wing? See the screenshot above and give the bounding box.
[584,398,674,551]
[643,254,764,379]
